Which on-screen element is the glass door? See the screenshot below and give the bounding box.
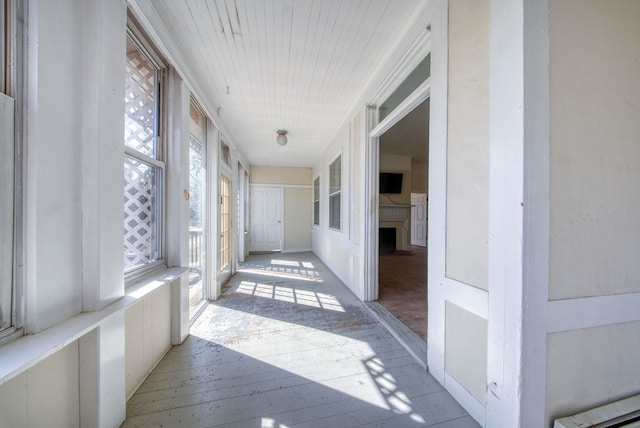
[188,132,207,318]
[219,173,231,275]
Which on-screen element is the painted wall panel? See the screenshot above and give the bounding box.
[250,165,312,185]
[546,321,640,425]
[312,121,361,296]
[0,373,27,427]
[445,0,490,290]
[549,0,640,299]
[284,187,312,251]
[125,285,172,398]
[445,302,487,404]
[0,342,80,428]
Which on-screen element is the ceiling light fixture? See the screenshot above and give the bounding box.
[276,130,288,146]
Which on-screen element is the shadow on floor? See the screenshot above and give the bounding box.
[122,252,478,428]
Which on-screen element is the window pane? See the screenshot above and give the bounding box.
[329,194,340,229]
[314,177,319,200]
[125,37,157,158]
[313,200,319,226]
[1,0,6,94]
[0,92,13,332]
[329,157,341,194]
[124,156,162,271]
[379,53,430,122]
[220,174,231,271]
[220,142,231,167]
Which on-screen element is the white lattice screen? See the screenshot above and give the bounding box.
[124,40,160,271]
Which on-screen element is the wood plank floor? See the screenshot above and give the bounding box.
[122,252,478,428]
[378,246,427,340]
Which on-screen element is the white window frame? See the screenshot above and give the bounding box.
[123,26,166,281]
[0,0,24,344]
[313,176,320,226]
[329,154,342,231]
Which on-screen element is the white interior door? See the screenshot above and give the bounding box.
[411,193,427,247]
[250,186,282,252]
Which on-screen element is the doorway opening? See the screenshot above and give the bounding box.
[377,98,430,341]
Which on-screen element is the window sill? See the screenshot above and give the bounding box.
[0,266,187,387]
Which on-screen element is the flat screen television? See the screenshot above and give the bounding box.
[379,172,403,194]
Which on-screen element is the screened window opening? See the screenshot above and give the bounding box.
[329,156,341,230]
[313,177,320,226]
[124,35,164,273]
[379,53,430,122]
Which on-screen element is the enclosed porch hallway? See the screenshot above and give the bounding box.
[123,252,478,428]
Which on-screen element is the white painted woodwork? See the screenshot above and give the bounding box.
[249,186,283,252]
[129,0,427,168]
[486,0,526,426]
[411,192,427,247]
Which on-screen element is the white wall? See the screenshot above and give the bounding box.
[544,1,640,425]
[549,0,640,300]
[312,122,364,298]
[411,161,428,193]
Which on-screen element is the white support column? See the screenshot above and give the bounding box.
[486,0,525,426]
[80,0,127,312]
[166,68,189,344]
[426,0,448,385]
[363,104,379,302]
[521,0,550,425]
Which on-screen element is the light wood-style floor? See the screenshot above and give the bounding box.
[378,246,428,340]
[122,252,477,428]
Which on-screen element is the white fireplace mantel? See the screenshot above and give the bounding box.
[379,205,411,251]
[379,204,411,221]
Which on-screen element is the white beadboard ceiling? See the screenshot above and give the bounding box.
[132,0,426,167]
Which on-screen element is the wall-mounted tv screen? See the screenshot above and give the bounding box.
[379,172,403,194]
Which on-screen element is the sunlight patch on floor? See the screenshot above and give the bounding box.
[235,281,345,312]
[240,267,323,282]
[364,356,426,423]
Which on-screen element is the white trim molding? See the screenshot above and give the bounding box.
[547,293,640,333]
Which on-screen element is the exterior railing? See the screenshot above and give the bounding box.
[189,229,203,268]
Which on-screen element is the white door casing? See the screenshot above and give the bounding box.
[250,186,282,252]
[411,193,427,247]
